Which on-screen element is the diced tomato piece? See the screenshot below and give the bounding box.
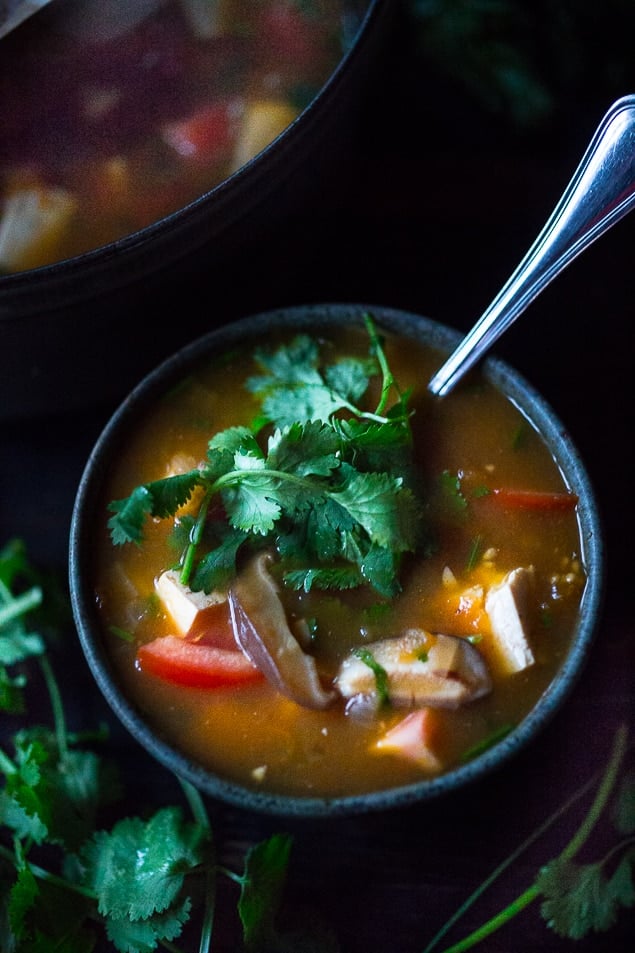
[374,708,444,771]
[489,488,579,511]
[136,635,263,689]
[162,101,239,165]
[188,598,237,649]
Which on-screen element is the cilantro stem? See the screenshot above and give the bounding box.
[431,724,629,953]
[212,467,317,494]
[0,746,16,776]
[178,778,216,953]
[363,312,401,417]
[0,844,97,900]
[181,489,213,587]
[38,654,68,759]
[597,835,635,869]
[559,723,628,863]
[422,769,599,953]
[0,582,42,627]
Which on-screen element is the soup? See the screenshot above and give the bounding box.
[0,0,359,273]
[91,314,586,799]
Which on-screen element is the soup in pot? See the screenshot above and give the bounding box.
[0,0,362,272]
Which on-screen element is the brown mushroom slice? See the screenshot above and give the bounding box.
[228,552,336,710]
[335,628,492,709]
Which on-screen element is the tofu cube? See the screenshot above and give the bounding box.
[484,567,535,674]
[155,569,226,637]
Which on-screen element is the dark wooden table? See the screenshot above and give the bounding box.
[1,10,633,951]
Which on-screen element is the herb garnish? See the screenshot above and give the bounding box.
[108,314,421,598]
[353,647,390,706]
[0,540,325,953]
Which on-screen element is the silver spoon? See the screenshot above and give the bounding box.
[0,1,53,41]
[428,94,635,397]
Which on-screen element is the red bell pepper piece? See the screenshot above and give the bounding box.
[489,488,579,511]
[136,635,263,689]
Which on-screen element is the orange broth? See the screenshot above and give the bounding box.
[93,325,586,798]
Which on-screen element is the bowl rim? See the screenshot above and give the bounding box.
[69,303,605,817]
[0,0,390,312]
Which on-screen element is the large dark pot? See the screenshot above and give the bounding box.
[0,0,397,420]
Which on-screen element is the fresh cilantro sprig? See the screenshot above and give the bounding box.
[0,539,45,715]
[424,723,634,953]
[0,540,324,953]
[108,314,422,598]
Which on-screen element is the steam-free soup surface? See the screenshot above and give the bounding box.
[93,321,586,798]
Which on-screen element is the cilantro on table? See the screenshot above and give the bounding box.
[108,313,422,598]
[1,540,332,953]
[424,724,635,953]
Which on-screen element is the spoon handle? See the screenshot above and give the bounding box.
[428,94,635,397]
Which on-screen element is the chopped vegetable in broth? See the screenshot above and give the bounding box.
[93,315,586,798]
[0,0,360,272]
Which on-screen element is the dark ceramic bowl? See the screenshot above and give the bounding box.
[69,303,604,817]
[0,0,394,421]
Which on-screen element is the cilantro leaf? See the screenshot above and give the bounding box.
[283,565,363,592]
[266,421,342,478]
[332,468,418,552]
[324,356,375,403]
[107,318,423,596]
[0,548,45,713]
[222,477,282,535]
[359,542,403,598]
[438,470,468,518]
[247,335,323,391]
[247,334,375,428]
[78,806,207,921]
[0,625,43,666]
[209,425,262,456]
[4,727,120,851]
[261,382,351,428]
[108,486,155,546]
[0,737,50,844]
[538,853,635,939]
[189,526,248,593]
[238,832,293,951]
[7,862,39,941]
[106,896,192,953]
[108,472,202,545]
[143,471,203,518]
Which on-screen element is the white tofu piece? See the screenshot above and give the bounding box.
[155,569,226,636]
[484,567,535,674]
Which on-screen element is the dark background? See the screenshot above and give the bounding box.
[1,1,633,950]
